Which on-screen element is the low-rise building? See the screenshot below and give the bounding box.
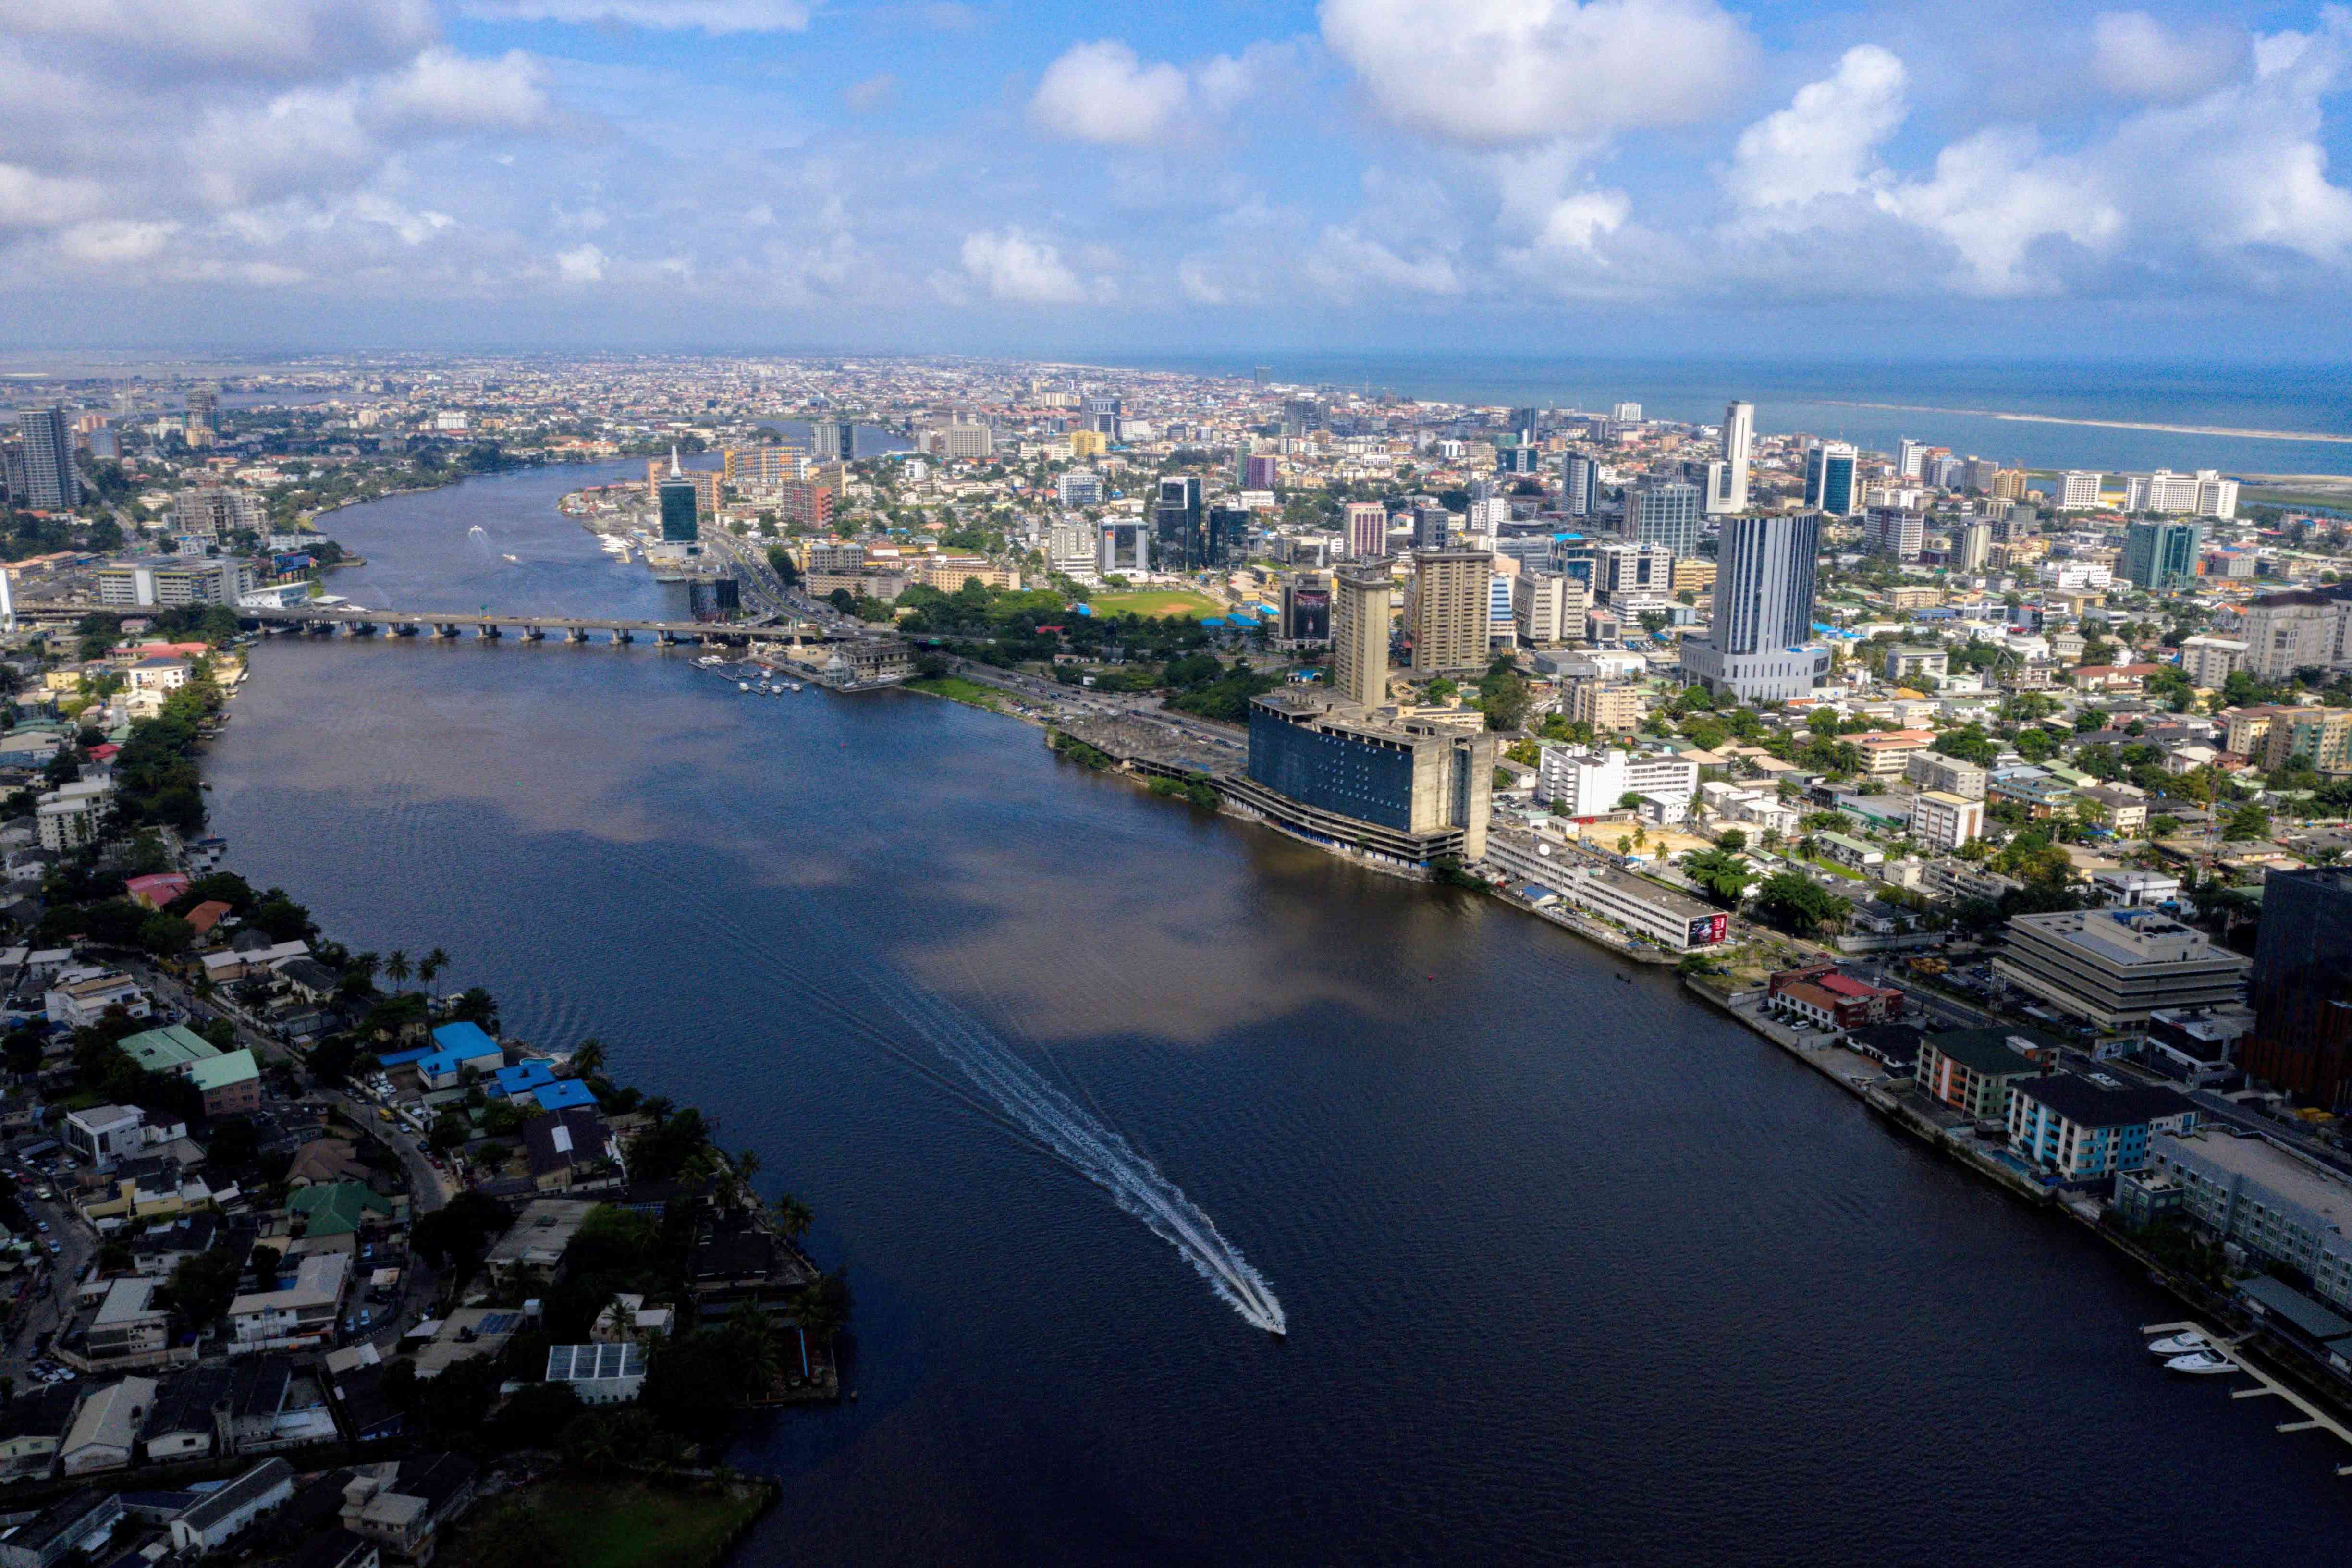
[484,1198,597,1288]
[1904,752,1987,799]
[1536,746,1699,817]
[2147,1129,2352,1315]
[522,1107,625,1193]
[2073,785,2149,838]
[169,1458,296,1556]
[1550,863,1728,952]
[0,1384,82,1481]
[1766,964,1904,1031]
[43,969,148,1029]
[1996,908,2252,1030]
[0,1490,125,1568]
[544,1342,647,1406]
[2006,1074,2199,1182]
[1812,832,1884,874]
[78,1277,171,1372]
[339,1454,478,1564]
[228,1253,350,1354]
[60,1375,158,1476]
[1917,1029,2045,1122]
[1853,730,1936,777]
[190,1047,262,1115]
[63,1104,146,1172]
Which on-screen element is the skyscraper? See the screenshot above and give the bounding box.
[1330,566,1393,708]
[14,406,79,511]
[1281,574,1331,645]
[2122,519,2206,590]
[1896,438,1927,480]
[1560,450,1600,518]
[1153,476,1204,569]
[1408,551,1493,675]
[811,418,857,462]
[1624,480,1703,557]
[1508,407,1539,444]
[2244,868,2352,1111]
[1344,501,1388,560]
[1677,512,1828,702]
[657,446,698,543]
[1954,521,1992,573]
[1804,442,1858,516]
[1714,400,1753,514]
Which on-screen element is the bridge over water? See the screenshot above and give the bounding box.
[10,601,843,647]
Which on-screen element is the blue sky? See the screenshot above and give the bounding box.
[3,0,2351,356]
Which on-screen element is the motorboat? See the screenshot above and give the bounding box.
[2148,1331,2209,1356]
[787,681,803,692]
[2165,1350,2237,1375]
[738,681,751,692]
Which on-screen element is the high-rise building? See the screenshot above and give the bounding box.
[1233,691,1496,867]
[1408,550,1494,674]
[1098,518,1150,575]
[2121,519,2206,590]
[1677,512,1828,702]
[1560,540,1675,604]
[1206,505,1251,568]
[14,406,79,511]
[2058,471,2105,509]
[657,447,698,543]
[1280,574,1331,645]
[1561,451,1600,517]
[1804,442,1858,516]
[1242,453,1280,490]
[1329,565,1393,708]
[1862,507,1924,563]
[1623,480,1702,556]
[1154,476,1205,570]
[1896,438,1928,480]
[1056,469,1102,506]
[1511,569,1586,646]
[1960,456,2004,494]
[1953,521,1992,573]
[2245,868,2352,1111]
[1611,402,1643,424]
[1714,400,1753,514]
[1412,504,1454,551]
[723,443,806,487]
[171,487,266,537]
[811,418,857,462]
[1344,501,1388,561]
[1508,407,1539,444]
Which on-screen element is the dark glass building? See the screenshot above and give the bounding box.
[1153,476,1204,569]
[658,478,699,542]
[2245,868,2352,1111]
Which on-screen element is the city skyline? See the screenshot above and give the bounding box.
[3,2,2352,355]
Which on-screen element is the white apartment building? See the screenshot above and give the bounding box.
[2125,469,2239,519]
[2235,592,2352,679]
[2058,471,2104,509]
[228,1253,351,1353]
[36,778,112,851]
[1536,746,1700,816]
[2038,559,2113,590]
[2178,635,2248,688]
[64,1104,147,1171]
[1908,790,1985,852]
[45,969,150,1029]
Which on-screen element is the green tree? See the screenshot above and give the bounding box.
[2224,803,2272,841]
[462,1500,574,1568]
[1679,848,1754,907]
[1751,872,1852,936]
[384,950,412,991]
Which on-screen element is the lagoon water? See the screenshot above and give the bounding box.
[204,462,2351,1563]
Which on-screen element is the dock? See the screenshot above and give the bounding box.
[2141,1321,2352,1475]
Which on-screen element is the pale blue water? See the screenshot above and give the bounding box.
[1116,354,2352,480]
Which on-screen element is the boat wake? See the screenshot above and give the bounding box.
[868,968,1287,1336]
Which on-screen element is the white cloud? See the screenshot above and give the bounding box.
[960,228,1088,304]
[2092,11,2248,101]
[1726,45,1907,211]
[1319,0,1753,146]
[1305,226,1461,300]
[57,218,177,265]
[1176,258,1228,305]
[842,73,897,113]
[461,0,809,32]
[1029,40,1192,146]
[0,0,435,74]
[1879,129,2120,294]
[0,163,110,229]
[369,47,549,132]
[555,242,607,282]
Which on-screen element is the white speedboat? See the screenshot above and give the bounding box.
[787,681,803,692]
[2165,1350,2237,1375]
[738,681,751,692]
[2148,1331,2208,1356]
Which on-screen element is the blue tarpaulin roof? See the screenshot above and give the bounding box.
[532,1079,598,1110]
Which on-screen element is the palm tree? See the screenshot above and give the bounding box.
[734,1147,762,1184]
[384,950,412,991]
[571,1037,606,1077]
[418,948,449,989]
[769,1193,813,1241]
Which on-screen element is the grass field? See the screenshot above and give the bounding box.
[1082,588,1227,619]
[491,1478,769,1568]
[904,675,1003,711]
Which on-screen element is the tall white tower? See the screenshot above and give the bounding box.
[1712,400,1754,514]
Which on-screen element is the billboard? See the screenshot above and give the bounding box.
[1686,913,1728,948]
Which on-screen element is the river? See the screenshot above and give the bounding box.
[202,462,2350,1564]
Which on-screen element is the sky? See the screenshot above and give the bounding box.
[3,0,2352,358]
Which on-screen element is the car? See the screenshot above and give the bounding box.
[35,1222,47,1234]
[44,1242,59,1256]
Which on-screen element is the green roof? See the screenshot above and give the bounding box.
[118,1024,220,1075]
[187,1048,258,1092]
[288,1180,395,1237]
[1923,1028,2054,1077]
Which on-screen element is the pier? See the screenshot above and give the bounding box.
[2141,1321,2352,1476]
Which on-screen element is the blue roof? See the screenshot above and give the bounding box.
[493,1061,556,1092]
[377,1045,433,1067]
[533,1079,598,1110]
[430,1022,501,1060]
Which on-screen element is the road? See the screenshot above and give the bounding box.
[0,1184,93,1393]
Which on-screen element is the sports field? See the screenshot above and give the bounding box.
[1083,588,1227,619]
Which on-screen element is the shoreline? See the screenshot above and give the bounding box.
[1815,398,2352,447]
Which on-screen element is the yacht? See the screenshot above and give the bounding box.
[2148,1331,2209,1356]
[738,681,751,692]
[2165,1350,2237,1375]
